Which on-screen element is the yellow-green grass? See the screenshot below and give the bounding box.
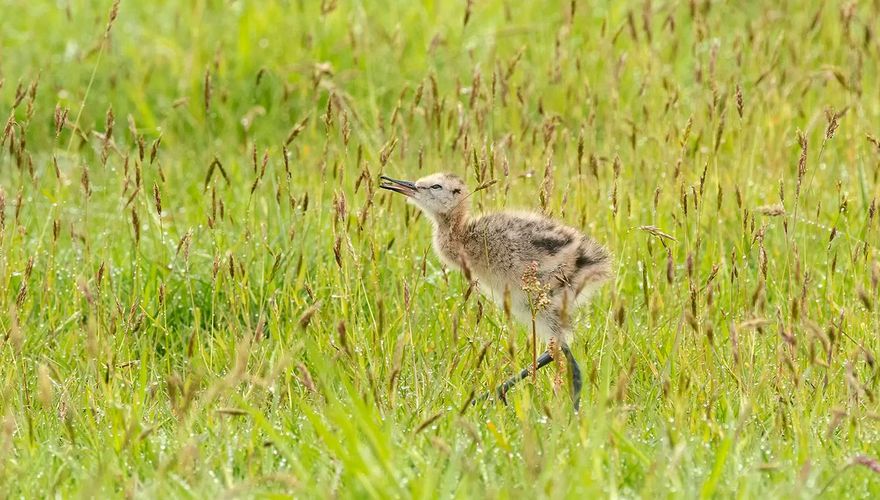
[1,0,879,496]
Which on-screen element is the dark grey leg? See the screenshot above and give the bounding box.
[494,350,553,405]
[561,344,582,412]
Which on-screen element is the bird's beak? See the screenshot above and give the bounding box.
[379,175,417,197]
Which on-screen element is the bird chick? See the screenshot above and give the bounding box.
[380,172,612,410]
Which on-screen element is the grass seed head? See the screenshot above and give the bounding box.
[756,204,786,216]
[867,133,880,154]
[152,183,162,215]
[824,107,845,140]
[37,364,54,408]
[149,135,161,164]
[81,165,91,198]
[521,261,551,311]
[203,69,212,114]
[639,225,677,242]
[857,287,872,311]
[7,306,22,354]
[131,208,140,244]
[104,0,120,36]
[735,83,744,118]
[298,301,322,329]
[850,455,880,475]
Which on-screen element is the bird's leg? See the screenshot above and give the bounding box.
[561,344,582,412]
[494,350,553,405]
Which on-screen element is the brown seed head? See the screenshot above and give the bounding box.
[153,183,162,215]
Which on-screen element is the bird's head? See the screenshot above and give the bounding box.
[379,172,468,221]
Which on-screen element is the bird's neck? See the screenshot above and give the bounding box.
[429,206,471,271]
[432,205,469,236]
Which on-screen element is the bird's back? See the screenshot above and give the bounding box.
[462,210,611,311]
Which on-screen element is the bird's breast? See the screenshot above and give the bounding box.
[432,231,465,270]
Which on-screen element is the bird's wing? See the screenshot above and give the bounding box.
[467,212,580,271]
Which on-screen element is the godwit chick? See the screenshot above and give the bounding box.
[380,173,612,410]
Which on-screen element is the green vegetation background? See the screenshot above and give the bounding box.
[1,0,879,497]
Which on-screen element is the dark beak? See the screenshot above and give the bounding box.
[379,175,417,197]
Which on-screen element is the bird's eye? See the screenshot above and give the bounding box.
[431,184,442,190]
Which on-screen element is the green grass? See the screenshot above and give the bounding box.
[1,0,879,497]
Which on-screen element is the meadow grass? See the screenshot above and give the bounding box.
[1,0,879,497]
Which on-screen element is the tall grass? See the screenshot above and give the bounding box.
[1,0,879,496]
